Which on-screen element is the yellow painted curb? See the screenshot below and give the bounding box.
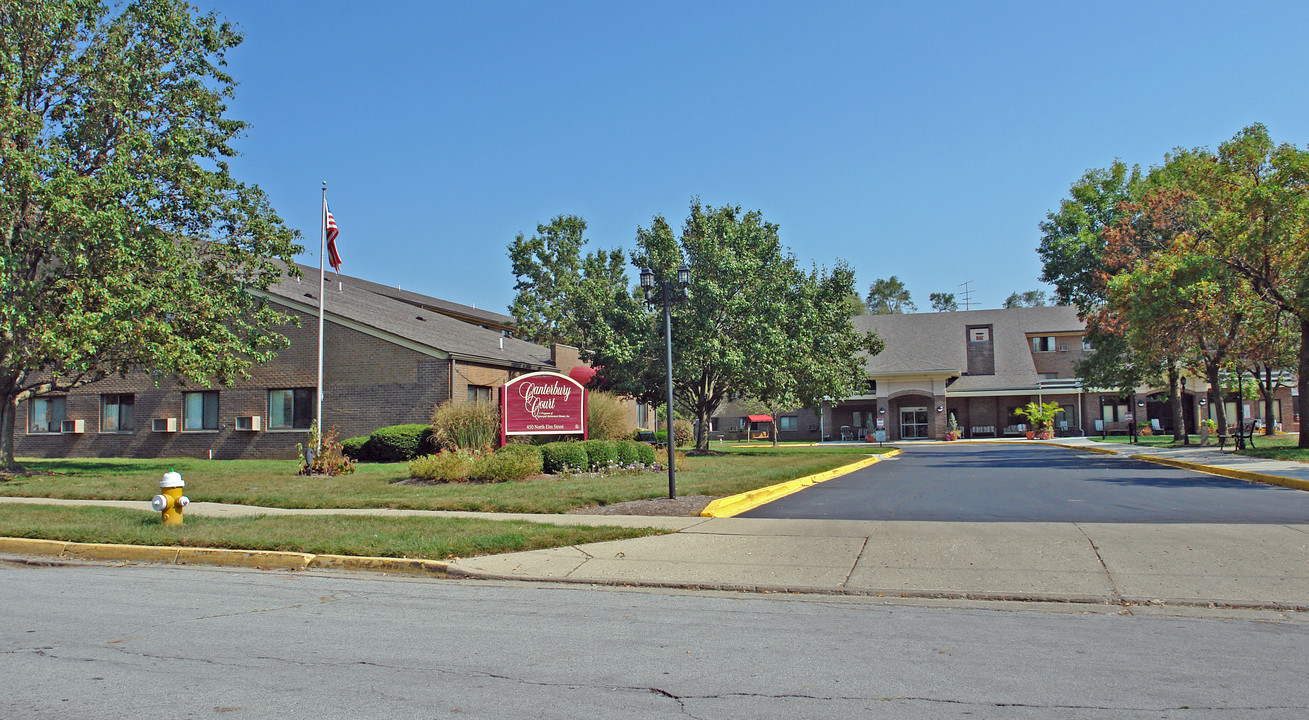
[1049,442,1120,455]
[0,537,451,575]
[700,450,902,518]
[1130,454,1309,492]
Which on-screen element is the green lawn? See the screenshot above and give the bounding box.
[0,504,662,560]
[1089,433,1309,461]
[0,445,894,514]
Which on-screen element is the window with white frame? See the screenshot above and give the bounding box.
[100,394,134,432]
[1031,336,1057,352]
[779,416,798,432]
[29,397,65,433]
[269,388,314,429]
[183,391,219,430]
[969,327,990,342]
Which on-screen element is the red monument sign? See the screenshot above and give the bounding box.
[500,371,587,444]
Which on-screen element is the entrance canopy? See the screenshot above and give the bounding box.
[747,414,773,422]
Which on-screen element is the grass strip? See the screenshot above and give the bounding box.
[1,447,893,513]
[0,504,665,560]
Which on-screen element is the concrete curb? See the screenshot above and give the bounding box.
[441,567,1309,613]
[699,450,902,518]
[1049,442,1120,455]
[1129,454,1309,492]
[0,537,449,576]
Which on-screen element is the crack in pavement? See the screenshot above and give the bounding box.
[1075,523,1125,606]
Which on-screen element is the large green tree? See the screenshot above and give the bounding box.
[582,201,880,452]
[865,276,915,314]
[0,0,300,466]
[507,215,627,350]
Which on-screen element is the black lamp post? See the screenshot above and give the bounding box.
[640,264,690,499]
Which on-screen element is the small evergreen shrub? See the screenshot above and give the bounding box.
[673,419,693,447]
[431,400,500,451]
[586,391,634,441]
[580,440,617,470]
[366,424,433,462]
[541,442,588,474]
[478,447,543,482]
[634,441,656,465]
[341,435,370,461]
[653,430,668,443]
[615,440,644,466]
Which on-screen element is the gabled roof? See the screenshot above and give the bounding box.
[309,264,516,330]
[854,306,1084,392]
[261,267,553,369]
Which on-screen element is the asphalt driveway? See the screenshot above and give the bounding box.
[741,443,1309,523]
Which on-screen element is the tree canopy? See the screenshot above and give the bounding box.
[510,200,881,452]
[0,0,301,465]
[1002,290,1049,308]
[865,276,915,314]
[929,292,958,312]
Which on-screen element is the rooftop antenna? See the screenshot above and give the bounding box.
[958,280,974,310]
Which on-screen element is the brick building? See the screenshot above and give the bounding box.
[712,306,1300,442]
[15,266,605,460]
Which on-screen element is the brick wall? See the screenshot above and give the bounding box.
[14,302,454,460]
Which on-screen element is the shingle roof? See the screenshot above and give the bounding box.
[262,268,554,369]
[854,306,1084,392]
[313,265,515,329]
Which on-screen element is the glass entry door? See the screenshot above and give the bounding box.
[900,407,929,439]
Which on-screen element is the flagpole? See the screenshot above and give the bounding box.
[316,181,327,454]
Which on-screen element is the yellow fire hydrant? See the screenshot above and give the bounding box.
[151,470,189,525]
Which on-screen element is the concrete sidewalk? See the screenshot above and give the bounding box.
[5,441,1309,610]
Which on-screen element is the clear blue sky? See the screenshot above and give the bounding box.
[212,0,1309,314]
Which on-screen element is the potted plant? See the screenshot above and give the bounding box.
[945,413,960,441]
[1200,418,1217,446]
[1015,401,1060,441]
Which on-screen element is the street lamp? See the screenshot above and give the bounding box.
[640,264,690,498]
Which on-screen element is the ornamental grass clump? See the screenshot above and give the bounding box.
[585,391,634,441]
[431,400,500,451]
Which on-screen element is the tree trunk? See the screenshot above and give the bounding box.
[1205,362,1227,436]
[1259,365,1277,436]
[694,406,711,452]
[1299,320,1309,449]
[1169,366,1186,444]
[0,392,16,468]
[771,418,778,447]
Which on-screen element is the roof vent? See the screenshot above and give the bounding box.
[499,337,504,350]
[416,315,426,322]
[304,293,315,300]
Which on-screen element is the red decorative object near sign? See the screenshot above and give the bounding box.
[500,371,588,444]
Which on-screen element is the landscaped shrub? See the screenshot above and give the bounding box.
[408,451,474,481]
[615,439,644,466]
[586,391,634,441]
[297,422,355,476]
[653,430,667,443]
[673,419,693,447]
[366,424,433,463]
[431,400,500,451]
[633,441,656,466]
[495,443,544,476]
[541,441,588,474]
[479,446,544,481]
[581,440,617,470]
[341,435,370,461]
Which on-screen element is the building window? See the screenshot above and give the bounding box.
[969,327,990,342]
[1081,337,1093,351]
[709,417,719,432]
[269,389,314,429]
[29,397,65,433]
[1032,336,1057,352]
[467,385,493,403]
[637,403,649,429]
[183,391,219,431]
[1102,403,1129,423]
[779,416,798,432]
[101,394,134,432]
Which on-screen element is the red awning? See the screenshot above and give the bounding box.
[747,414,773,422]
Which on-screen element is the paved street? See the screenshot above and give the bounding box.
[742,444,1309,522]
[3,561,1308,719]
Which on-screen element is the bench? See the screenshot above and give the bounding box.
[970,425,996,438]
[1219,424,1257,452]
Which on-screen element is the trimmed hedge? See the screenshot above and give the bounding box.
[634,441,657,465]
[541,442,587,474]
[341,436,370,461]
[580,440,617,470]
[615,439,642,466]
[495,443,544,476]
[366,424,433,463]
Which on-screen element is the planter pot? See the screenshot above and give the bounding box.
[1025,431,1036,440]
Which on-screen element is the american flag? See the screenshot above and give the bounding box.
[324,202,342,272]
